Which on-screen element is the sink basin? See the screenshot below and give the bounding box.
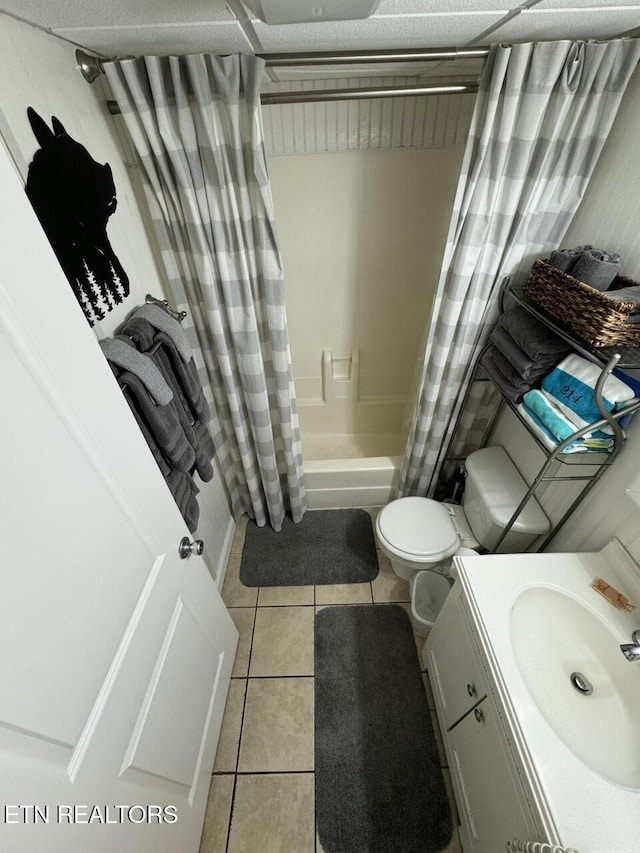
[510,586,640,788]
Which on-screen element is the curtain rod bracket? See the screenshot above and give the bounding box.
[76,49,105,84]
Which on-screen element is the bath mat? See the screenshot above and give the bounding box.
[315,605,452,853]
[239,509,378,587]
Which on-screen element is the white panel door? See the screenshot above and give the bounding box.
[0,139,238,852]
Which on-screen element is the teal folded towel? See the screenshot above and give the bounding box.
[518,403,614,454]
[523,389,611,443]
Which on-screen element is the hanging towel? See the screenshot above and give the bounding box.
[122,382,201,532]
[102,360,196,472]
[119,315,215,482]
[134,303,194,362]
[541,354,635,435]
[99,337,173,405]
[517,403,614,454]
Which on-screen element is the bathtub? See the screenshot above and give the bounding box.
[301,431,404,508]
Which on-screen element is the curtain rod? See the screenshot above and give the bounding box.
[257,47,489,66]
[260,82,479,105]
[77,46,487,80]
[76,48,483,107]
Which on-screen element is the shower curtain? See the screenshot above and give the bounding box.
[105,54,306,531]
[399,38,640,498]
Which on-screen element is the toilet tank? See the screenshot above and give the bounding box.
[462,446,550,552]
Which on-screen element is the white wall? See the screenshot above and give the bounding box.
[0,13,234,580]
[269,145,465,439]
[486,67,640,561]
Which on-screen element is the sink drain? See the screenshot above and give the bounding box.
[570,671,593,695]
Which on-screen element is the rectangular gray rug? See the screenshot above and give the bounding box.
[315,605,452,853]
[239,508,378,587]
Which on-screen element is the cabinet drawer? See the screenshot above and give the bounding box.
[425,585,489,730]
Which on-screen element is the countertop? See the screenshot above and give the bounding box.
[456,539,640,853]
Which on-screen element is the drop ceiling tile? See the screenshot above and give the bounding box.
[376,0,518,12]
[0,0,235,29]
[487,7,640,41]
[53,21,254,56]
[253,13,507,51]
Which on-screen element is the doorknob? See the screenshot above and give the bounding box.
[179,537,204,559]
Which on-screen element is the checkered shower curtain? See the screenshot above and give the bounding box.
[105,53,306,530]
[399,38,640,497]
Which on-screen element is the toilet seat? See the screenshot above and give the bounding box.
[376,497,460,563]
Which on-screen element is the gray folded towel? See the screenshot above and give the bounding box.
[134,303,194,362]
[100,338,173,405]
[548,245,590,273]
[497,307,571,361]
[601,284,640,308]
[486,346,533,393]
[490,325,566,381]
[481,348,529,403]
[548,245,621,290]
[571,250,621,291]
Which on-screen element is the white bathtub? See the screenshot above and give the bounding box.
[301,432,404,508]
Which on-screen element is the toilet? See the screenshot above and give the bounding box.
[375,445,550,581]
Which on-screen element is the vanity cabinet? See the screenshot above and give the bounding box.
[425,583,545,853]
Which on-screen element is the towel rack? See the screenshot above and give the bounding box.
[118,296,187,393]
[145,293,187,323]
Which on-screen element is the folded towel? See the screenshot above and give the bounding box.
[571,250,621,291]
[481,349,528,403]
[548,246,590,274]
[485,345,533,394]
[548,245,621,290]
[490,325,566,381]
[541,354,635,435]
[100,338,173,405]
[518,403,614,454]
[134,303,193,362]
[601,284,640,308]
[523,389,611,443]
[496,307,571,361]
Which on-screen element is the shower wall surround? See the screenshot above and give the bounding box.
[265,85,471,459]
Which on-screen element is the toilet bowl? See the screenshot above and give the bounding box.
[375,446,550,582]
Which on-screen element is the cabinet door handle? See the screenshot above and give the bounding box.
[474,707,484,723]
[466,682,476,697]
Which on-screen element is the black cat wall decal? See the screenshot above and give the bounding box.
[24,107,130,326]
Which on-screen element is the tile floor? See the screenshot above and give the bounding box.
[199,509,462,853]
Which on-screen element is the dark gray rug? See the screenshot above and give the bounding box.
[315,605,452,853]
[239,509,378,587]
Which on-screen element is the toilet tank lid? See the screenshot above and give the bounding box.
[377,497,459,560]
[465,446,550,535]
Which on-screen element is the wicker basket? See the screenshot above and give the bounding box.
[523,259,640,348]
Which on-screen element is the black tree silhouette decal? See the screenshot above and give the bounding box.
[25,107,130,326]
